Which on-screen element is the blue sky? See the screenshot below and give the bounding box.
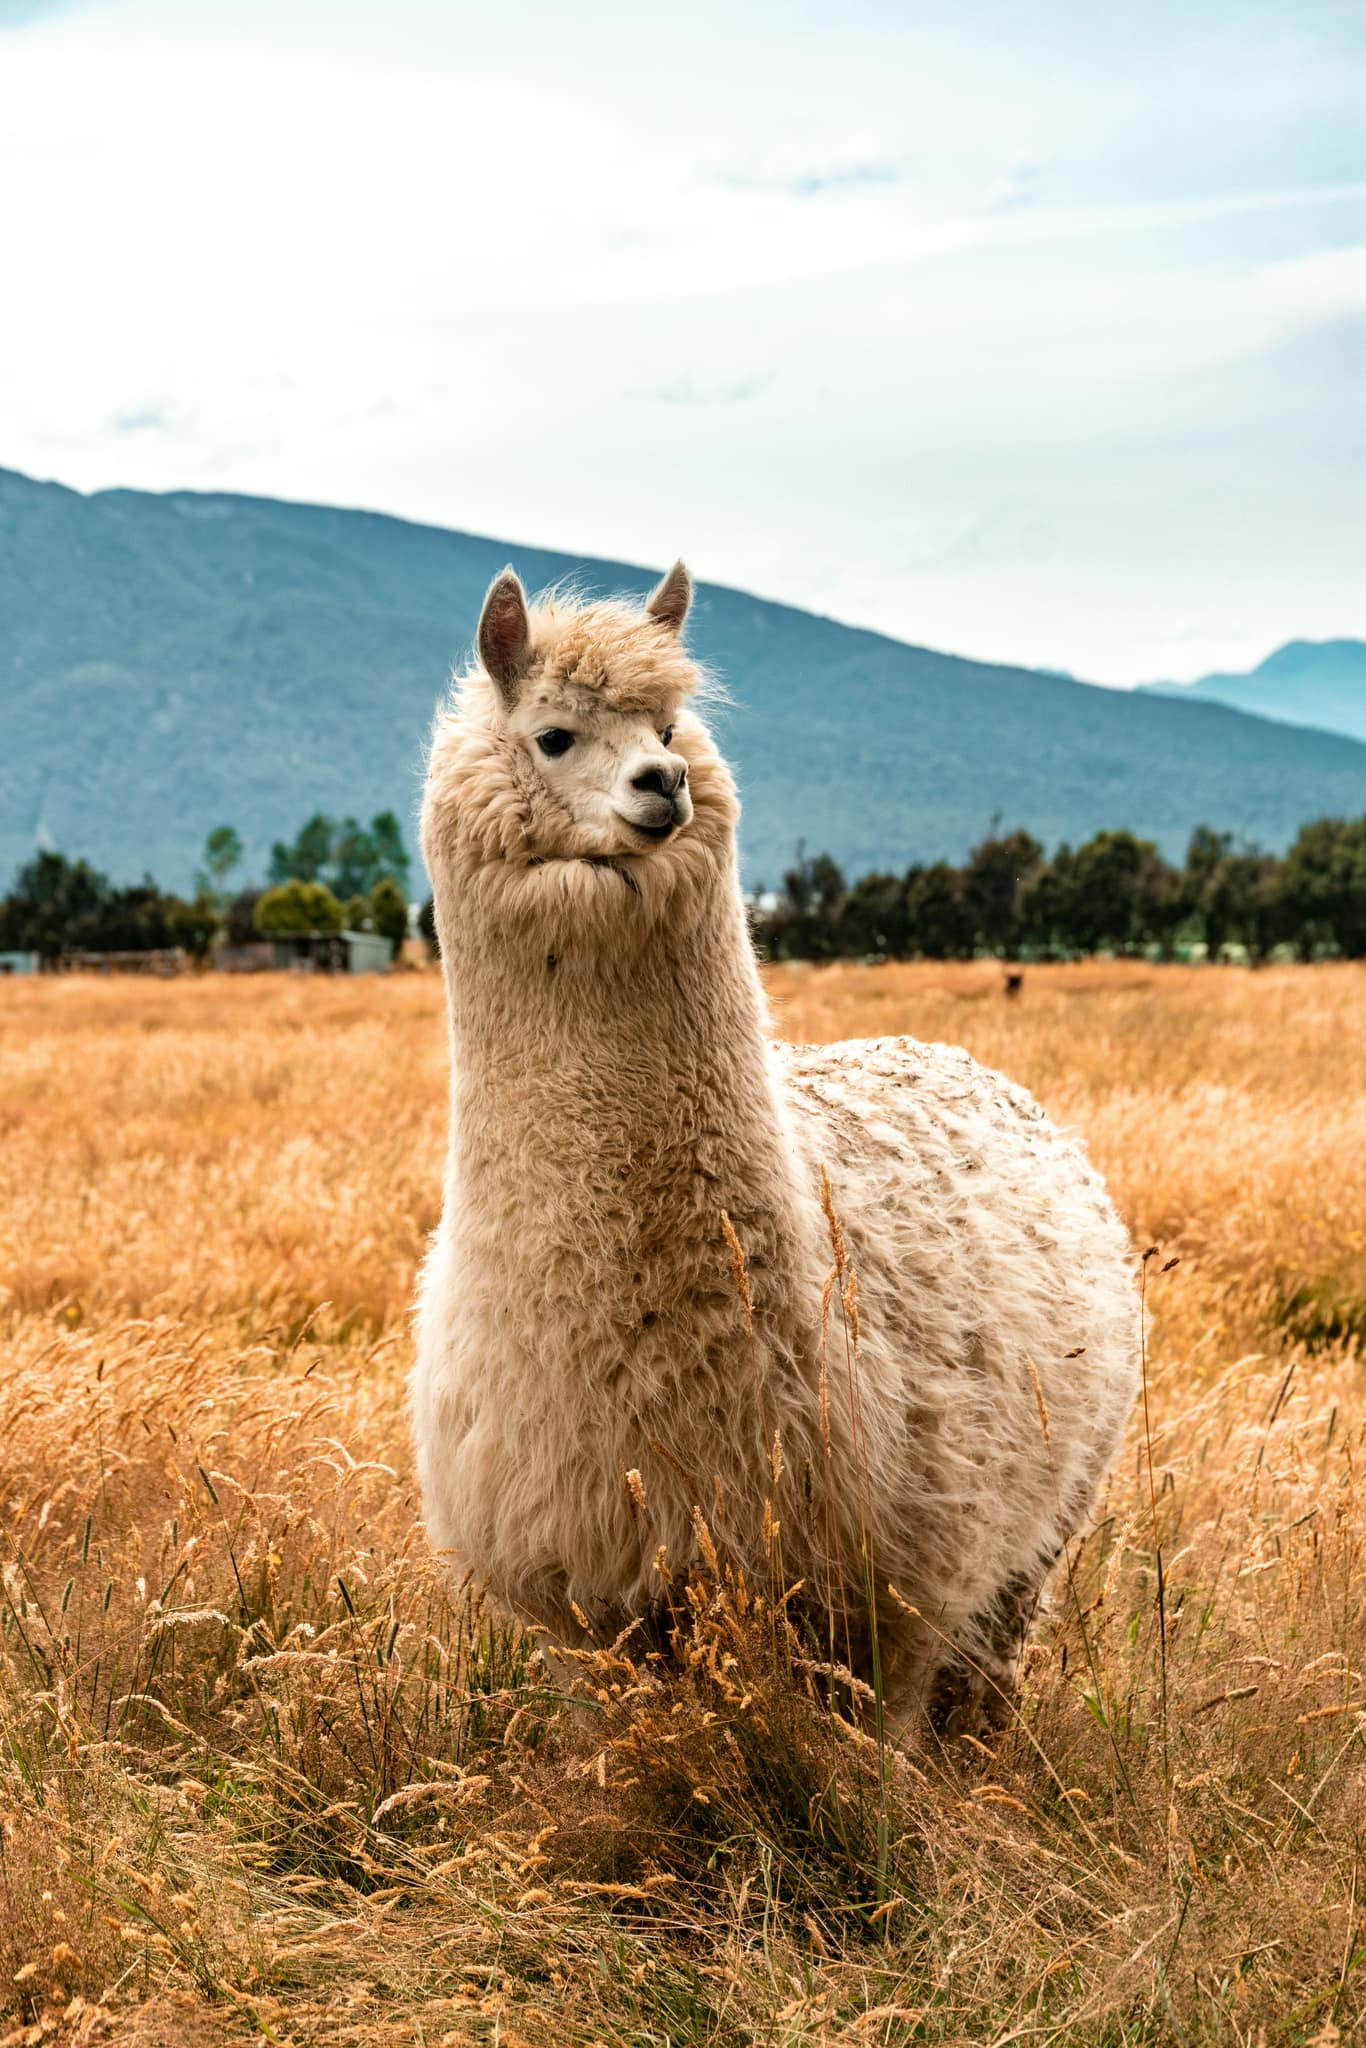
[1,0,1362,682]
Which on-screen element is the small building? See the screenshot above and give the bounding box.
[0,951,39,976]
[269,929,392,974]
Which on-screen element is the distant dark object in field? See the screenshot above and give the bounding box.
[1004,971,1024,999]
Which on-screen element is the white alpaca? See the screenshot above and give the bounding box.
[411,562,1139,1733]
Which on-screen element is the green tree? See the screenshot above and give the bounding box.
[838,871,909,958]
[1133,846,1191,958]
[254,880,344,936]
[269,814,336,886]
[370,877,410,956]
[1185,828,1280,960]
[267,810,411,899]
[100,880,175,951]
[960,829,1044,957]
[1057,831,1177,954]
[1186,824,1230,880]
[331,817,381,899]
[1276,816,1366,959]
[196,825,243,903]
[369,810,412,892]
[1018,847,1077,956]
[904,862,973,959]
[752,847,848,959]
[0,851,111,958]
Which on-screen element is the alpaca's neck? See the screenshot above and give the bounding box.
[439,858,812,1320]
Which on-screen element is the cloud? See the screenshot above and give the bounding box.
[911,501,1058,576]
[715,161,901,199]
[631,372,774,406]
[110,401,178,435]
[986,157,1044,211]
[1145,619,1239,652]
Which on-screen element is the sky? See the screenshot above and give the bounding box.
[1,0,1363,684]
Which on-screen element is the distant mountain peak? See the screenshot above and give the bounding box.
[1251,638,1366,679]
[1141,637,1365,745]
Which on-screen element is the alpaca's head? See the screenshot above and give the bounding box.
[424,563,738,912]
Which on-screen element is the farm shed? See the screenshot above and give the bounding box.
[0,951,39,975]
[270,929,392,974]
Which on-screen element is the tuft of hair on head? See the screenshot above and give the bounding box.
[478,567,533,708]
[645,559,692,638]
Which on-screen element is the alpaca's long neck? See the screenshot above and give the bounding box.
[438,859,815,1334]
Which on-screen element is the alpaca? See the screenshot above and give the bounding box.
[411,561,1139,1734]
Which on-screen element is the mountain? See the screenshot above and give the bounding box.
[4,465,1366,893]
[1140,641,1366,744]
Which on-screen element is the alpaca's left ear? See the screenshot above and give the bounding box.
[646,559,692,636]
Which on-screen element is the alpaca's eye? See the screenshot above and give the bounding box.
[660,726,674,747]
[537,729,574,758]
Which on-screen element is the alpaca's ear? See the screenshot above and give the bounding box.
[478,567,532,706]
[645,559,692,636]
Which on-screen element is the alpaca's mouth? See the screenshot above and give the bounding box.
[617,813,677,843]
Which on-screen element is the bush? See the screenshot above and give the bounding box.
[254,880,344,936]
[165,893,220,961]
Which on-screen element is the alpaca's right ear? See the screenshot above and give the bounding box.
[478,567,532,708]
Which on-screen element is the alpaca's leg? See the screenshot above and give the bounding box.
[926,1568,1046,1741]
[872,1612,946,1742]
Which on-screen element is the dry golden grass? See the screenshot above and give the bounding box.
[2,960,1364,2046]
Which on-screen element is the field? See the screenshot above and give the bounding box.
[2,960,1365,2047]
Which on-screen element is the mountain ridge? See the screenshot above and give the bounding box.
[1140,638,1366,743]
[4,464,1366,891]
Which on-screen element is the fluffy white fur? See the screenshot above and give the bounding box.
[411,563,1140,1733]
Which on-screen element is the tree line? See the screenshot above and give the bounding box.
[751,817,1366,962]
[6,810,1364,966]
[0,810,414,962]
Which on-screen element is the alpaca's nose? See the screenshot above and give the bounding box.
[631,759,688,799]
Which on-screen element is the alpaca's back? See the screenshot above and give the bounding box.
[774,1033,1138,1711]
